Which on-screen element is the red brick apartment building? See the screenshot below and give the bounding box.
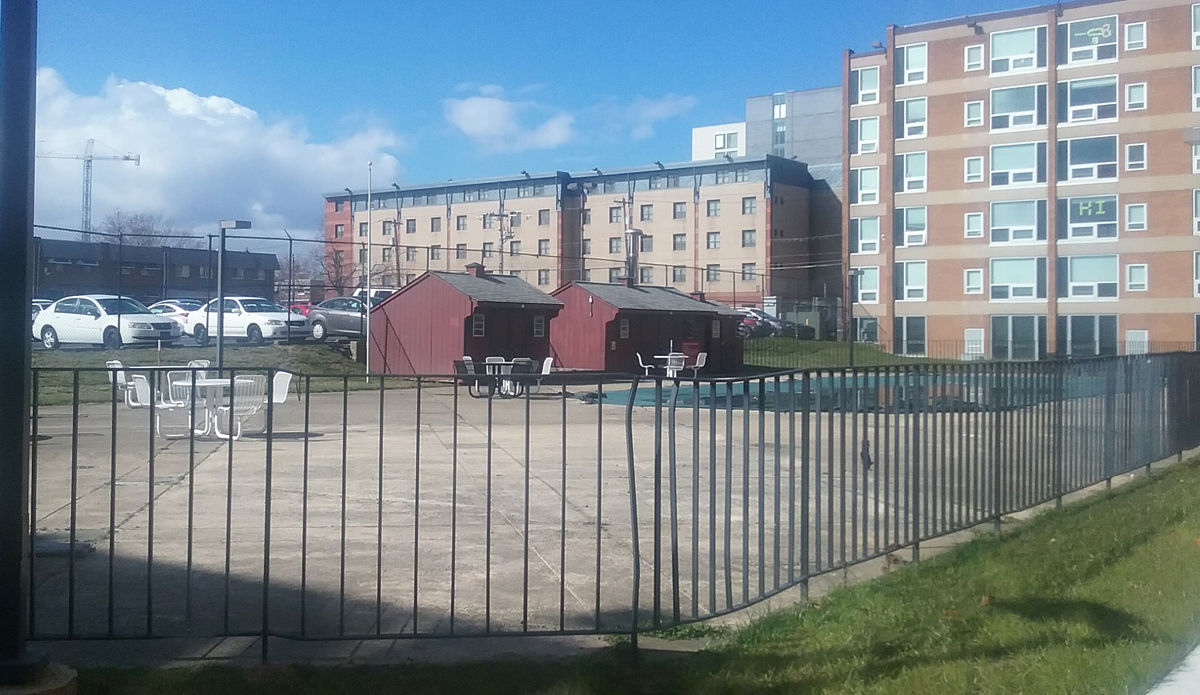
[844,0,1199,358]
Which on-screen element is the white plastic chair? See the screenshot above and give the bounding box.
[128,373,194,438]
[214,375,267,440]
[685,352,708,378]
[664,352,686,378]
[268,370,293,406]
[106,360,140,407]
[636,352,654,376]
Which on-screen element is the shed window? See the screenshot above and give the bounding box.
[533,315,545,338]
[471,313,485,338]
[712,319,721,339]
[619,318,630,339]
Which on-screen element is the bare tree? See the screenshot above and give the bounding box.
[99,210,203,248]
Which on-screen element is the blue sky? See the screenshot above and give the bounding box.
[34,0,1039,237]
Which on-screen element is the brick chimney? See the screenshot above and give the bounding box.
[465,263,486,278]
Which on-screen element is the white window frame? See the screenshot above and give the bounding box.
[532,314,546,338]
[900,97,927,139]
[964,156,984,183]
[990,26,1042,74]
[1061,135,1119,183]
[1124,82,1146,111]
[1193,4,1200,50]
[1125,264,1148,292]
[964,100,984,127]
[964,44,984,71]
[990,141,1041,187]
[989,84,1041,131]
[1061,75,1118,124]
[1195,145,1200,174]
[850,116,879,155]
[1063,254,1119,299]
[964,268,984,295]
[1194,189,1200,234]
[1195,251,1200,296]
[850,217,879,254]
[898,43,928,85]
[1192,66,1200,110]
[1125,143,1146,172]
[852,266,879,303]
[990,199,1043,244]
[471,313,485,338]
[964,328,986,357]
[964,212,984,238]
[1062,195,1118,241]
[899,152,927,193]
[853,66,879,105]
[1125,329,1149,356]
[989,257,1042,301]
[898,206,927,247]
[850,167,879,205]
[1124,21,1146,51]
[1059,15,1118,66]
[1124,203,1147,232]
[898,260,927,301]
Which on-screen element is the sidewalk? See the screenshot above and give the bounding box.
[1146,642,1200,694]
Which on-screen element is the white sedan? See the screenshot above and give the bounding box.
[185,296,307,346]
[33,294,182,349]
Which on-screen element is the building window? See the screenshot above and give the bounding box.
[850,116,879,154]
[897,152,927,193]
[615,317,629,339]
[640,235,653,252]
[1125,264,1148,292]
[1059,75,1117,123]
[482,213,494,229]
[1057,314,1119,358]
[851,217,880,253]
[609,206,622,224]
[852,266,879,303]
[482,242,494,258]
[964,268,984,295]
[964,156,984,183]
[990,26,1046,74]
[537,209,550,226]
[334,224,344,238]
[706,232,721,249]
[582,209,593,225]
[990,142,1045,187]
[672,233,686,251]
[634,266,652,284]
[705,264,721,282]
[606,267,621,284]
[176,264,190,278]
[509,240,521,257]
[1193,66,1200,110]
[706,200,720,217]
[382,247,393,262]
[509,211,521,228]
[1125,203,1147,232]
[673,202,686,219]
[990,257,1046,300]
[672,266,686,283]
[471,313,485,338]
[852,317,879,342]
[1060,254,1119,298]
[851,66,879,105]
[772,98,787,119]
[899,97,927,139]
[964,212,984,238]
[1196,252,1200,295]
[405,246,419,262]
[359,222,368,237]
[456,215,467,231]
[1125,83,1146,111]
[893,316,927,356]
[991,199,1046,244]
[431,245,442,260]
[333,250,344,268]
[358,248,368,265]
[537,239,550,256]
[532,314,545,337]
[639,204,653,222]
[992,315,1048,360]
[334,200,344,212]
[897,207,927,246]
[964,44,984,71]
[1194,4,1200,49]
[1124,21,1146,51]
[608,237,621,254]
[991,84,1045,130]
[582,239,591,255]
[430,217,441,233]
[895,260,927,300]
[964,100,983,127]
[740,263,756,282]
[741,197,756,215]
[1057,135,1118,182]
[850,166,880,204]
[455,244,467,259]
[1058,16,1117,65]
[897,42,927,84]
[741,229,756,248]
[1125,143,1146,171]
[1058,195,1117,240]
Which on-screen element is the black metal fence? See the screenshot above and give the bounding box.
[24,353,1200,657]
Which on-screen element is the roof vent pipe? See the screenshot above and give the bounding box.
[623,227,643,286]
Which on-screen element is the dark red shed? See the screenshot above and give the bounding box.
[369,264,563,375]
[549,282,744,374]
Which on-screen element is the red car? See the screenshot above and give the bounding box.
[289,302,313,317]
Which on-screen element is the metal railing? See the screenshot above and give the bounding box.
[24,353,1200,657]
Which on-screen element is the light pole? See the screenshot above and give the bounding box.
[365,162,373,379]
[281,227,294,338]
[343,187,352,297]
[217,219,251,371]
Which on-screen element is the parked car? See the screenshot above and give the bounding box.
[307,296,370,341]
[184,296,307,346]
[32,294,182,349]
[737,310,775,338]
[351,287,399,305]
[288,302,313,317]
[147,299,205,331]
[31,298,52,319]
[738,307,788,337]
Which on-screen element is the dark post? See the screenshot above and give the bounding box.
[216,224,226,368]
[0,0,43,683]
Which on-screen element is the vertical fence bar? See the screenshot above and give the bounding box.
[708,380,717,614]
[624,379,642,649]
[593,381,603,630]
[145,371,155,638]
[814,371,822,572]
[692,377,700,619]
[560,383,568,630]
[826,370,835,569]
[757,378,766,598]
[653,379,663,625]
[485,385,494,632]
[222,370,236,635]
[413,377,422,634]
[850,367,858,563]
[786,374,795,588]
[521,383,531,632]
[839,368,848,569]
[185,370,197,630]
[376,377,386,635]
[337,376,348,636]
[742,380,750,604]
[910,365,921,562]
[992,363,1003,533]
[261,370,274,662]
[772,376,780,592]
[68,372,79,637]
[29,374,39,637]
[450,379,459,634]
[667,383,681,624]
[300,376,311,637]
[799,372,810,603]
[723,382,733,609]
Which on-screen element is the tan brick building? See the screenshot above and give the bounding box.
[323,156,830,309]
[844,0,1200,358]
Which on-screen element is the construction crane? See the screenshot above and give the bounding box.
[36,138,140,236]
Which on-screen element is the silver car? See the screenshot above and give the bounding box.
[307,296,370,341]
[32,294,182,349]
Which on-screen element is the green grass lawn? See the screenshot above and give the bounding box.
[745,338,946,370]
[79,458,1200,694]
[31,342,387,405]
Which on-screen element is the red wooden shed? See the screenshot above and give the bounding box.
[549,281,744,374]
[369,264,563,375]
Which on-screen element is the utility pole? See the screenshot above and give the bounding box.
[366,162,373,379]
[485,208,519,274]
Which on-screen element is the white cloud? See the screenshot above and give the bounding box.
[33,68,403,240]
[627,94,697,140]
[443,92,574,153]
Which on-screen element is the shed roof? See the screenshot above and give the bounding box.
[430,270,563,307]
[565,282,723,314]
